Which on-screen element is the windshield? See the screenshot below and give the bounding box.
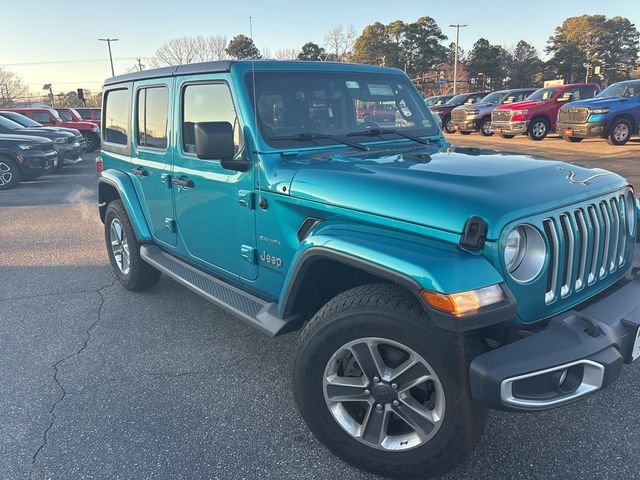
[479,91,507,104]
[527,87,559,101]
[248,71,438,148]
[0,115,24,131]
[597,81,640,99]
[0,111,42,127]
[445,94,469,106]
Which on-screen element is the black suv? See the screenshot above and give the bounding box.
[0,134,56,190]
[0,111,86,168]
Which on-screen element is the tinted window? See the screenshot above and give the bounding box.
[137,86,168,150]
[182,83,242,154]
[0,111,41,127]
[78,110,92,120]
[58,110,73,121]
[32,111,53,123]
[104,88,130,145]
[579,86,597,99]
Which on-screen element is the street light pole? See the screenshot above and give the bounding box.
[449,24,467,95]
[98,38,119,77]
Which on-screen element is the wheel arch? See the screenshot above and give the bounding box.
[98,169,152,242]
[609,113,637,134]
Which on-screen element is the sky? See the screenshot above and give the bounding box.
[1,0,639,95]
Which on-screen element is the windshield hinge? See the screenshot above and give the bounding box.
[460,216,488,252]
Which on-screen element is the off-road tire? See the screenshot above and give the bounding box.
[0,155,21,191]
[607,118,633,146]
[104,200,161,291]
[292,283,487,479]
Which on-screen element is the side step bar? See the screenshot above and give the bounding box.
[140,244,298,336]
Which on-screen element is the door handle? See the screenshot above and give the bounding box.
[171,176,194,188]
[131,166,149,177]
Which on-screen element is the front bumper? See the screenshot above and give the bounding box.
[557,121,608,139]
[491,120,529,135]
[452,119,479,132]
[470,273,640,411]
[18,150,57,179]
[55,142,84,163]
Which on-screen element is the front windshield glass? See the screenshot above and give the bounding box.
[248,71,438,148]
[445,94,468,106]
[0,115,23,131]
[0,111,41,127]
[527,87,559,101]
[598,81,640,99]
[479,91,507,104]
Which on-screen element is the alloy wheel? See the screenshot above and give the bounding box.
[110,218,130,274]
[613,123,630,143]
[532,121,546,138]
[0,162,12,186]
[323,337,445,451]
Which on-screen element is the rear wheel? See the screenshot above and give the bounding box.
[104,200,161,291]
[83,132,99,152]
[479,118,494,136]
[293,284,487,479]
[527,117,549,141]
[0,156,21,191]
[607,118,632,146]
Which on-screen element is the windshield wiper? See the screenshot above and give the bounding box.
[347,128,436,145]
[269,132,368,151]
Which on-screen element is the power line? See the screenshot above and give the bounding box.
[1,57,144,67]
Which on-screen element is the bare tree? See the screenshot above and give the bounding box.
[324,25,357,61]
[275,48,299,60]
[0,67,29,107]
[151,35,228,67]
[262,48,273,59]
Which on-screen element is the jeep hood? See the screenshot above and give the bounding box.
[287,145,626,240]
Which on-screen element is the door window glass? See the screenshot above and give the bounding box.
[32,111,52,123]
[137,86,169,150]
[104,88,130,145]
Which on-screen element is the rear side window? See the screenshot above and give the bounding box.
[579,86,597,100]
[137,86,169,150]
[182,83,242,154]
[78,110,92,120]
[104,88,130,145]
[32,111,52,123]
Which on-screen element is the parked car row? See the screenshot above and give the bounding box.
[0,109,96,190]
[435,79,640,146]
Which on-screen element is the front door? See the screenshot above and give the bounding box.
[172,77,257,280]
[130,80,176,246]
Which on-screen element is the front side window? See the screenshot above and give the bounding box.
[528,87,560,102]
[182,83,242,154]
[247,71,437,148]
[78,110,92,120]
[137,86,168,150]
[104,88,130,145]
[58,110,73,121]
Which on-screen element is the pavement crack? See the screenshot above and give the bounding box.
[29,278,115,479]
[0,282,114,303]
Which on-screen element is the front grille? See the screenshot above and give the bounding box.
[558,107,589,124]
[42,143,54,152]
[66,136,76,144]
[492,110,513,122]
[451,109,467,122]
[543,192,631,304]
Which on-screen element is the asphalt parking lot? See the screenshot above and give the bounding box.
[2,144,640,480]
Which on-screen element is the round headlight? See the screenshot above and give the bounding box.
[504,225,546,283]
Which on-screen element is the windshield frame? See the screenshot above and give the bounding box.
[245,70,440,150]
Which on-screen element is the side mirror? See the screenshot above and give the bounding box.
[194,121,249,172]
[557,94,572,103]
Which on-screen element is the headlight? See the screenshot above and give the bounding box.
[53,137,66,144]
[504,224,546,283]
[466,109,480,115]
[589,107,610,115]
[18,143,35,150]
[512,110,528,116]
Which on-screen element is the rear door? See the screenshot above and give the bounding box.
[130,79,177,246]
[172,75,257,280]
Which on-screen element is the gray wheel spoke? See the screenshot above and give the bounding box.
[392,362,431,392]
[109,218,130,274]
[349,341,385,382]
[325,375,369,402]
[361,405,390,445]
[392,400,437,437]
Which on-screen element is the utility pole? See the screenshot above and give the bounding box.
[449,24,467,95]
[137,57,145,71]
[98,38,119,77]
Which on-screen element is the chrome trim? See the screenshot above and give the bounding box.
[599,202,611,279]
[587,205,600,285]
[500,360,605,409]
[618,195,627,266]
[560,214,574,298]
[609,198,620,272]
[544,218,560,304]
[574,209,588,292]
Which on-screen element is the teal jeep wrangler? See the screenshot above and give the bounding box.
[98,60,640,479]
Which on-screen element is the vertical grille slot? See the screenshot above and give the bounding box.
[544,218,559,304]
[608,198,620,273]
[617,195,627,267]
[599,201,611,278]
[574,209,588,291]
[559,214,574,298]
[587,205,600,285]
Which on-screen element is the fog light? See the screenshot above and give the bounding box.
[422,285,504,315]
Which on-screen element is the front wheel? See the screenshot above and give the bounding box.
[443,116,455,134]
[607,118,632,146]
[104,200,161,291]
[479,118,494,136]
[0,156,21,191]
[292,284,487,479]
[527,117,549,141]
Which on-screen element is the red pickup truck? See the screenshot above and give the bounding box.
[491,83,600,140]
[8,107,101,152]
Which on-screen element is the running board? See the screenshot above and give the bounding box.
[140,244,297,336]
